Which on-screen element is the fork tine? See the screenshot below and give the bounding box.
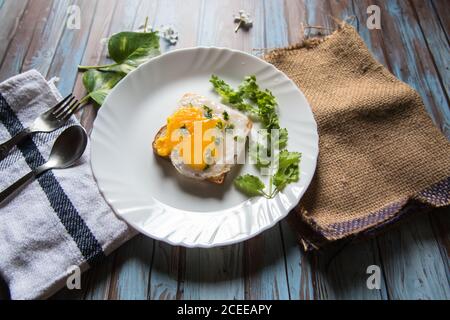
[51,94,74,115]
[60,100,81,121]
[54,98,78,118]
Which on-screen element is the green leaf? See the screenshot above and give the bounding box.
[273,151,302,190]
[82,70,125,106]
[108,31,160,69]
[249,142,271,168]
[210,75,258,115]
[234,174,266,197]
[279,128,288,150]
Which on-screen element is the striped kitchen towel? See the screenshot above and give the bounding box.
[0,70,134,300]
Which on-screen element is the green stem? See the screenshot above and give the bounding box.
[79,95,91,105]
[143,16,149,33]
[261,190,271,199]
[269,175,273,198]
[78,63,119,71]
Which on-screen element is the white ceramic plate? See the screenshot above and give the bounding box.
[91,47,318,248]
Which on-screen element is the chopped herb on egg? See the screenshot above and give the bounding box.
[225,123,235,130]
[223,111,230,121]
[216,121,224,129]
[203,105,213,119]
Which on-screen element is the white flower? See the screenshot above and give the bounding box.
[159,25,179,45]
[234,10,253,32]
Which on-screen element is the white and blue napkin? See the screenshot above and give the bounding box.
[0,70,134,300]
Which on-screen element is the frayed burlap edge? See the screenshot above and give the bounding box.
[292,176,449,251]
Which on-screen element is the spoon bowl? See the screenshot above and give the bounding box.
[44,126,88,170]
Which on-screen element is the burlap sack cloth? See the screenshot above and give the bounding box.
[265,24,450,250]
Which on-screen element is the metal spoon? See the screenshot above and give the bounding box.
[0,125,88,205]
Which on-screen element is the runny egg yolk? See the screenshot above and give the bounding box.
[155,106,220,171]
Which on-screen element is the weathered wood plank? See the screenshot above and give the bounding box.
[184,246,244,300]
[268,0,316,301]
[152,0,202,49]
[410,0,449,123]
[181,0,246,300]
[353,0,450,300]
[82,254,118,300]
[428,208,450,282]
[79,0,154,301]
[281,221,315,300]
[76,0,119,131]
[294,0,388,300]
[0,0,53,81]
[148,0,203,300]
[411,4,450,276]
[108,235,153,300]
[131,0,159,31]
[431,0,449,40]
[0,0,29,65]
[149,242,183,300]
[374,0,449,136]
[242,0,291,300]
[313,240,388,300]
[283,0,306,44]
[304,0,334,36]
[21,0,71,76]
[47,0,99,94]
[377,214,450,299]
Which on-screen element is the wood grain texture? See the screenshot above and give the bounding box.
[149,0,202,301]
[76,0,119,130]
[300,0,390,300]
[47,0,98,94]
[410,0,450,132]
[181,0,247,300]
[0,0,29,65]
[241,0,291,301]
[264,0,315,301]
[81,0,155,301]
[150,242,183,300]
[377,214,450,299]
[0,0,53,81]
[353,0,450,300]
[108,235,153,300]
[431,0,450,40]
[375,0,449,136]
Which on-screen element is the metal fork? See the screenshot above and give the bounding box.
[0,94,81,160]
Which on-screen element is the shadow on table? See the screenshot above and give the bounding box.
[301,207,449,300]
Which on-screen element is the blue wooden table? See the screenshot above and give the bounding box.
[0,0,448,300]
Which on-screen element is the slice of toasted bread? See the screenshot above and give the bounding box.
[153,125,226,185]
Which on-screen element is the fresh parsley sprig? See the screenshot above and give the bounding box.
[210,75,301,199]
[235,151,301,199]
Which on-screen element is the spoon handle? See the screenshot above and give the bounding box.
[0,171,36,205]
